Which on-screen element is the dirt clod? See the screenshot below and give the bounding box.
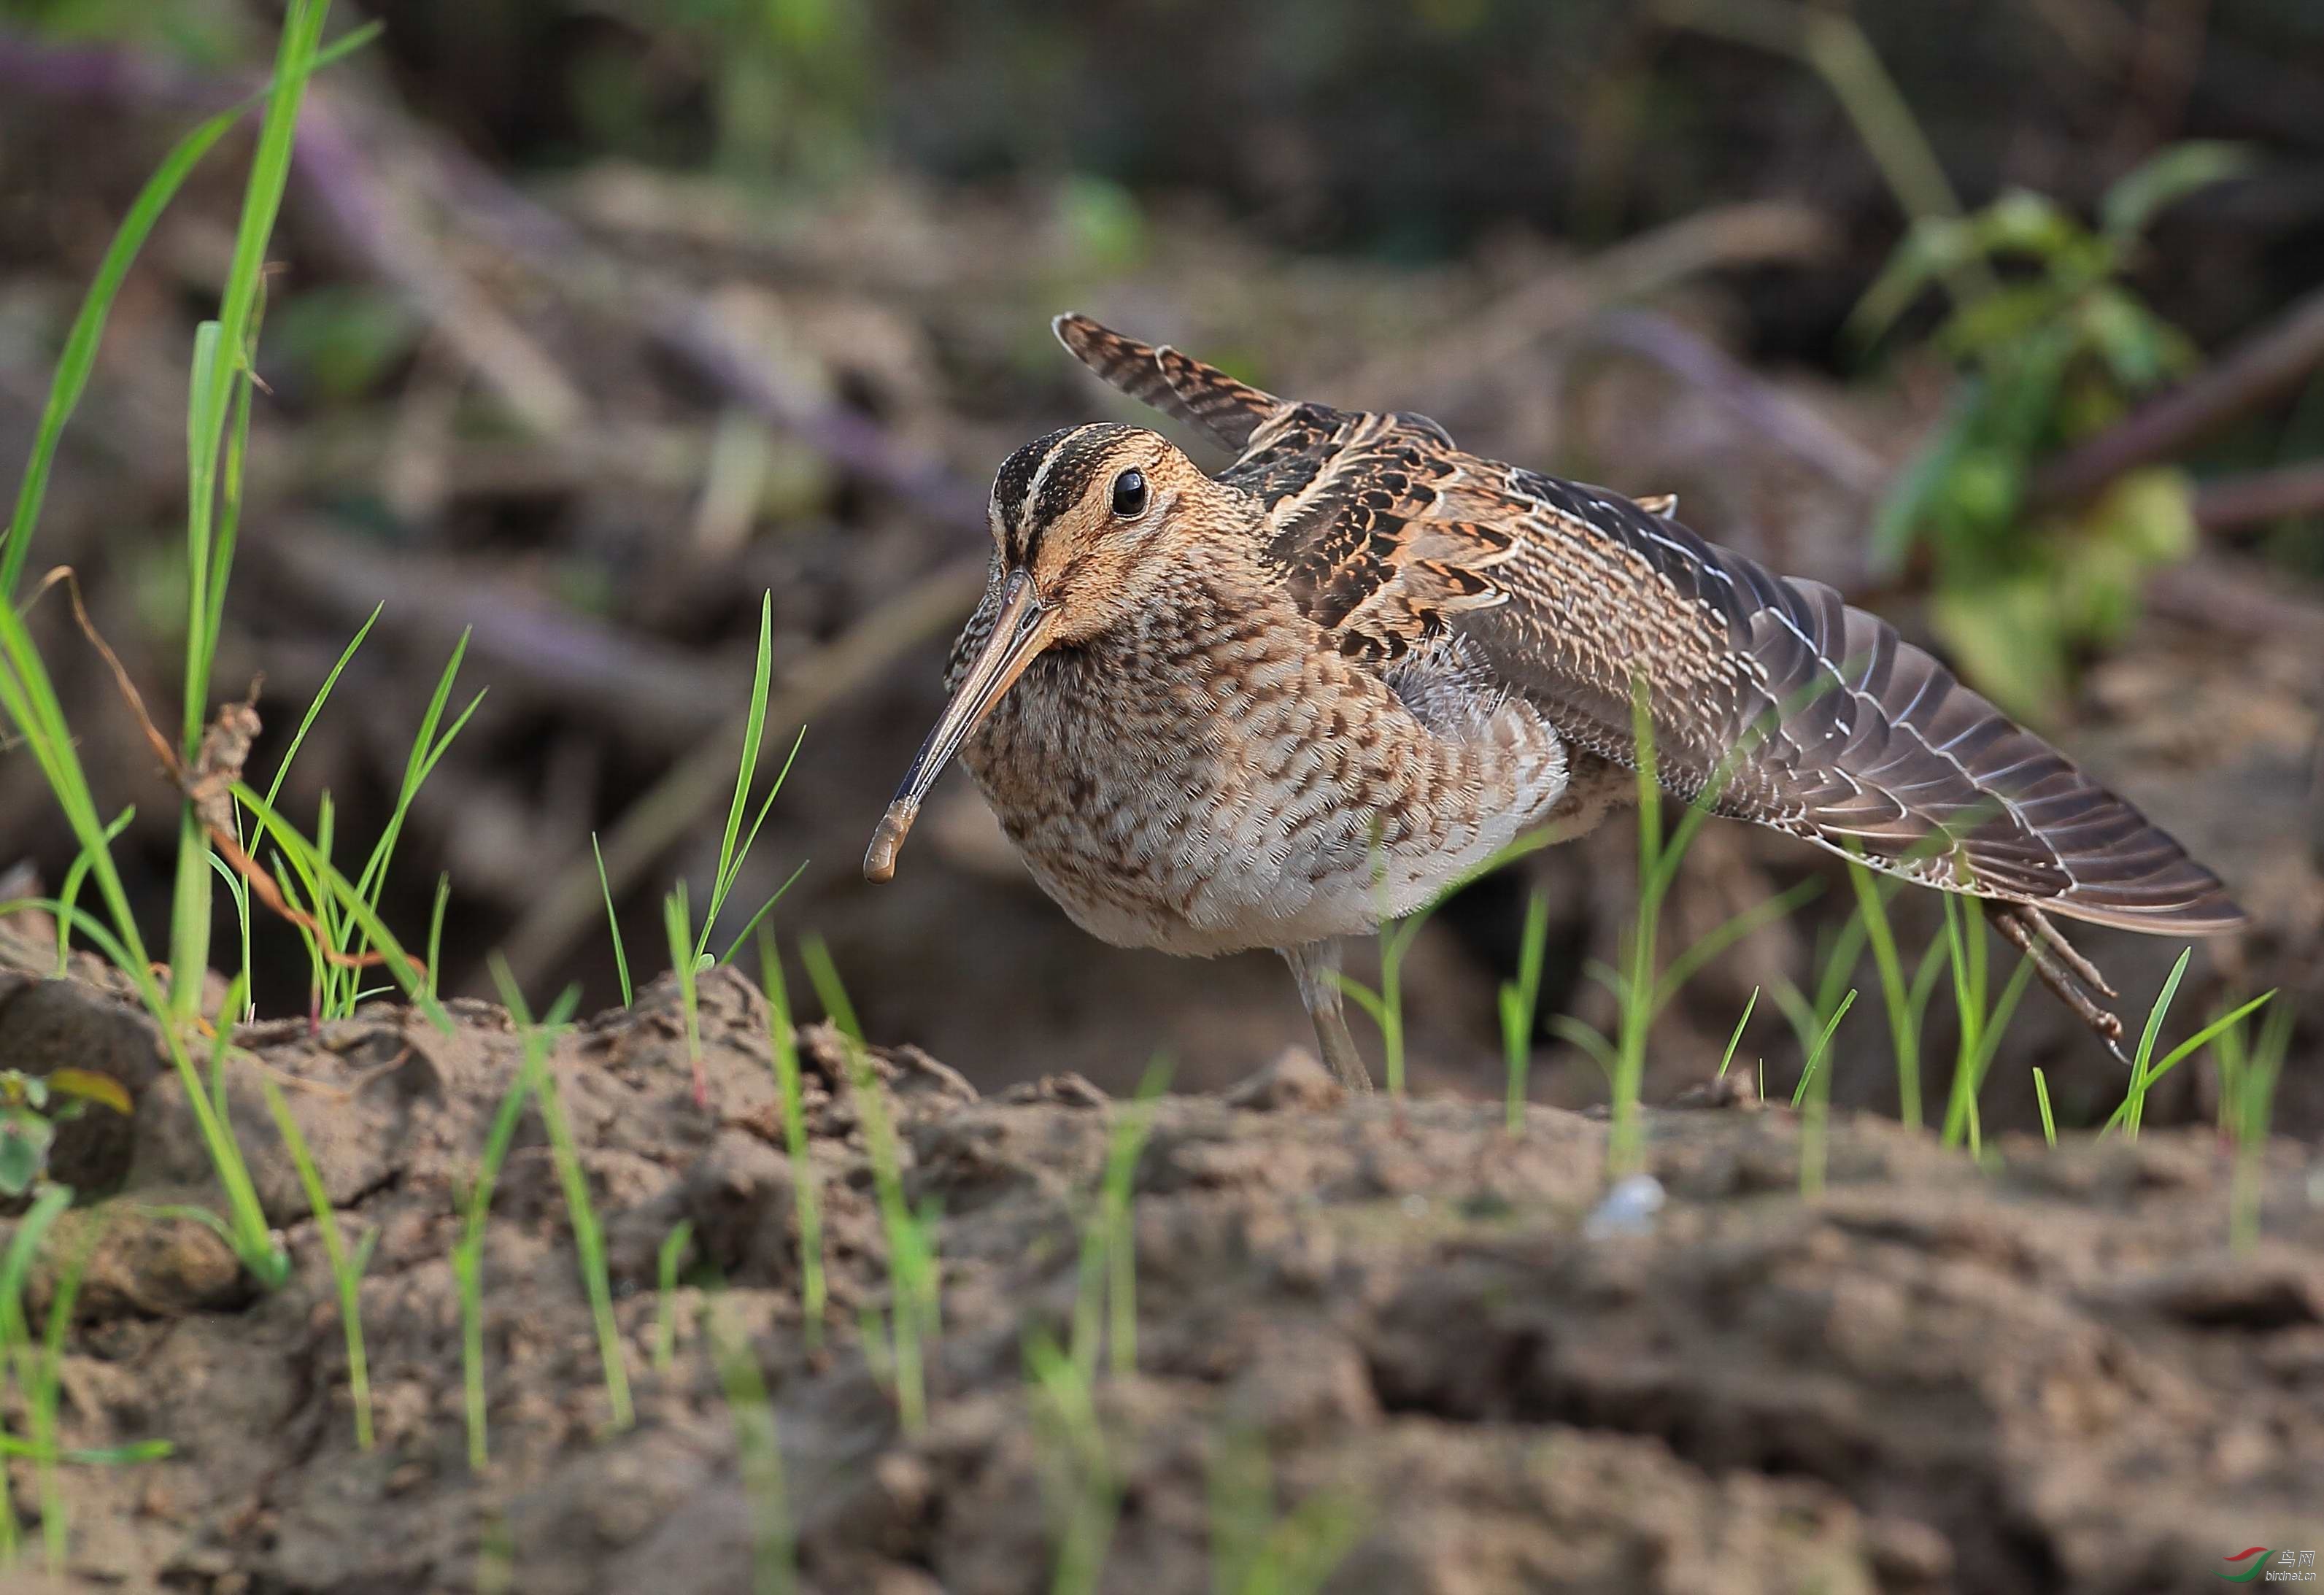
[1,958,2320,1594]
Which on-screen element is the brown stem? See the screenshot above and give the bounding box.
[2193,461,2324,530]
[2028,282,2324,509]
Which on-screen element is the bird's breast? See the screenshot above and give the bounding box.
[956,601,1572,956]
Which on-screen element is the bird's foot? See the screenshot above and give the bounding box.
[1985,901,2128,1063]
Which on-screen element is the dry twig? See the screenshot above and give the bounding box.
[33,566,414,979]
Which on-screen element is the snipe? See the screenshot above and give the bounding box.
[865,315,2246,1090]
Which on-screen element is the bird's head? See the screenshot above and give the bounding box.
[862,421,1232,881]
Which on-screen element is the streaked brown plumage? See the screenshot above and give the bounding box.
[864,314,2247,1088]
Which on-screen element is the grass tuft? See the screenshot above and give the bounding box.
[0,1188,68,1571]
[757,935,828,1348]
[1792,988,1858,1197]
[663,881,709,1103]
[594,834,633,1007]
[1027,1330,1117,1595]
[706,1295,800,1595]
[171,0,344,1021]
[801,935,938,1433]
[2219,1000,2293,1253]
[1499,889,1551,1132]
[1846,854,1925,1127]
[2104,976,2275,1140]
[0,2,381,1289]
[261,1078,378,1451]
[654,1221,695,1375]
[1206,1426,1367,1595]
[1070,1061,1167,1382]
[1335,915,1424,1096]
[452,1003,542,1472]
[1936,892,2034,1154]
[1716,987,1759,1082]
[490,961,628,1433]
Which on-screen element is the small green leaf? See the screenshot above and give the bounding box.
[0,1112,53,1196]
[1846,214,1974,347]
[1941,282,2076,363]
[46,1067,132,1116]
[2101,141,2255,244]
[1869,387,1981,575]
[1968,188,2081,262]
[2101,466,2198,563]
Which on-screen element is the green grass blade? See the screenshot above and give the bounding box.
[799,934,865,1042]
[1653,876,1823,1013]
[1501,889,1551,1132]
[1846,856,1921,1127]
[702,594,776,956]
[0,562,280,1275]
[1791,988,1859,1108]
[32,1216,112,1570]
[722,726,807,919]
[706,1296,800,1595]
[425,873,451,1005]
[1795,986,1858,1198]
[1102,1061,1167,1379]
[0,21,382,599]
[2119,947,2193,1140]
[664,884,705,1097]
[2103,988,2276,1136]
[0,1186,72,1358]
[207,971,247,1124]
[55,806,134,977]
[1961,955,2036,1156]
[503,970,632,1434]
[263,604,381,809]
[756,934,825,1346]
[718,857,811,967]
[593,833,633,1007]
[655,1220,694,1374]
[1026,1333,1118,1595]
[1717,987,1760,1081]
[1549,1014,1620,1080]
[800,935,931,1430]
[233,781,453,1032]
[173,0,339,1015]
[207,841,252,999]
[261,1078,374,1451]
[350,634,479,954]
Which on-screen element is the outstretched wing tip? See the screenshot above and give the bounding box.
[1050,314,1282,452]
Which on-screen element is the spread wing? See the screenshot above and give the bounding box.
[1054,314,2246,935]
[1051,314,1282,452]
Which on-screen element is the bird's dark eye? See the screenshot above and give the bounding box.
[1110,468,1149,519]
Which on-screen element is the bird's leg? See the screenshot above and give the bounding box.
[1281,940,1373,1094]
[1985,901,2128,1062]
[2020,903,2118,998]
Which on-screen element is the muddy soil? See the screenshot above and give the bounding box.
[1,922,2321,1595]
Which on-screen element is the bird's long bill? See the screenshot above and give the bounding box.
[863,568,1051,882]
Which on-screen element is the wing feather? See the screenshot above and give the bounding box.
[1053,314,1283,452]
[1057,317,2246,935]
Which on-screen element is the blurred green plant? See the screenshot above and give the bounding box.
[1854,144,2252,720]
[581,0,870,181]
[0,1068,128,1197]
